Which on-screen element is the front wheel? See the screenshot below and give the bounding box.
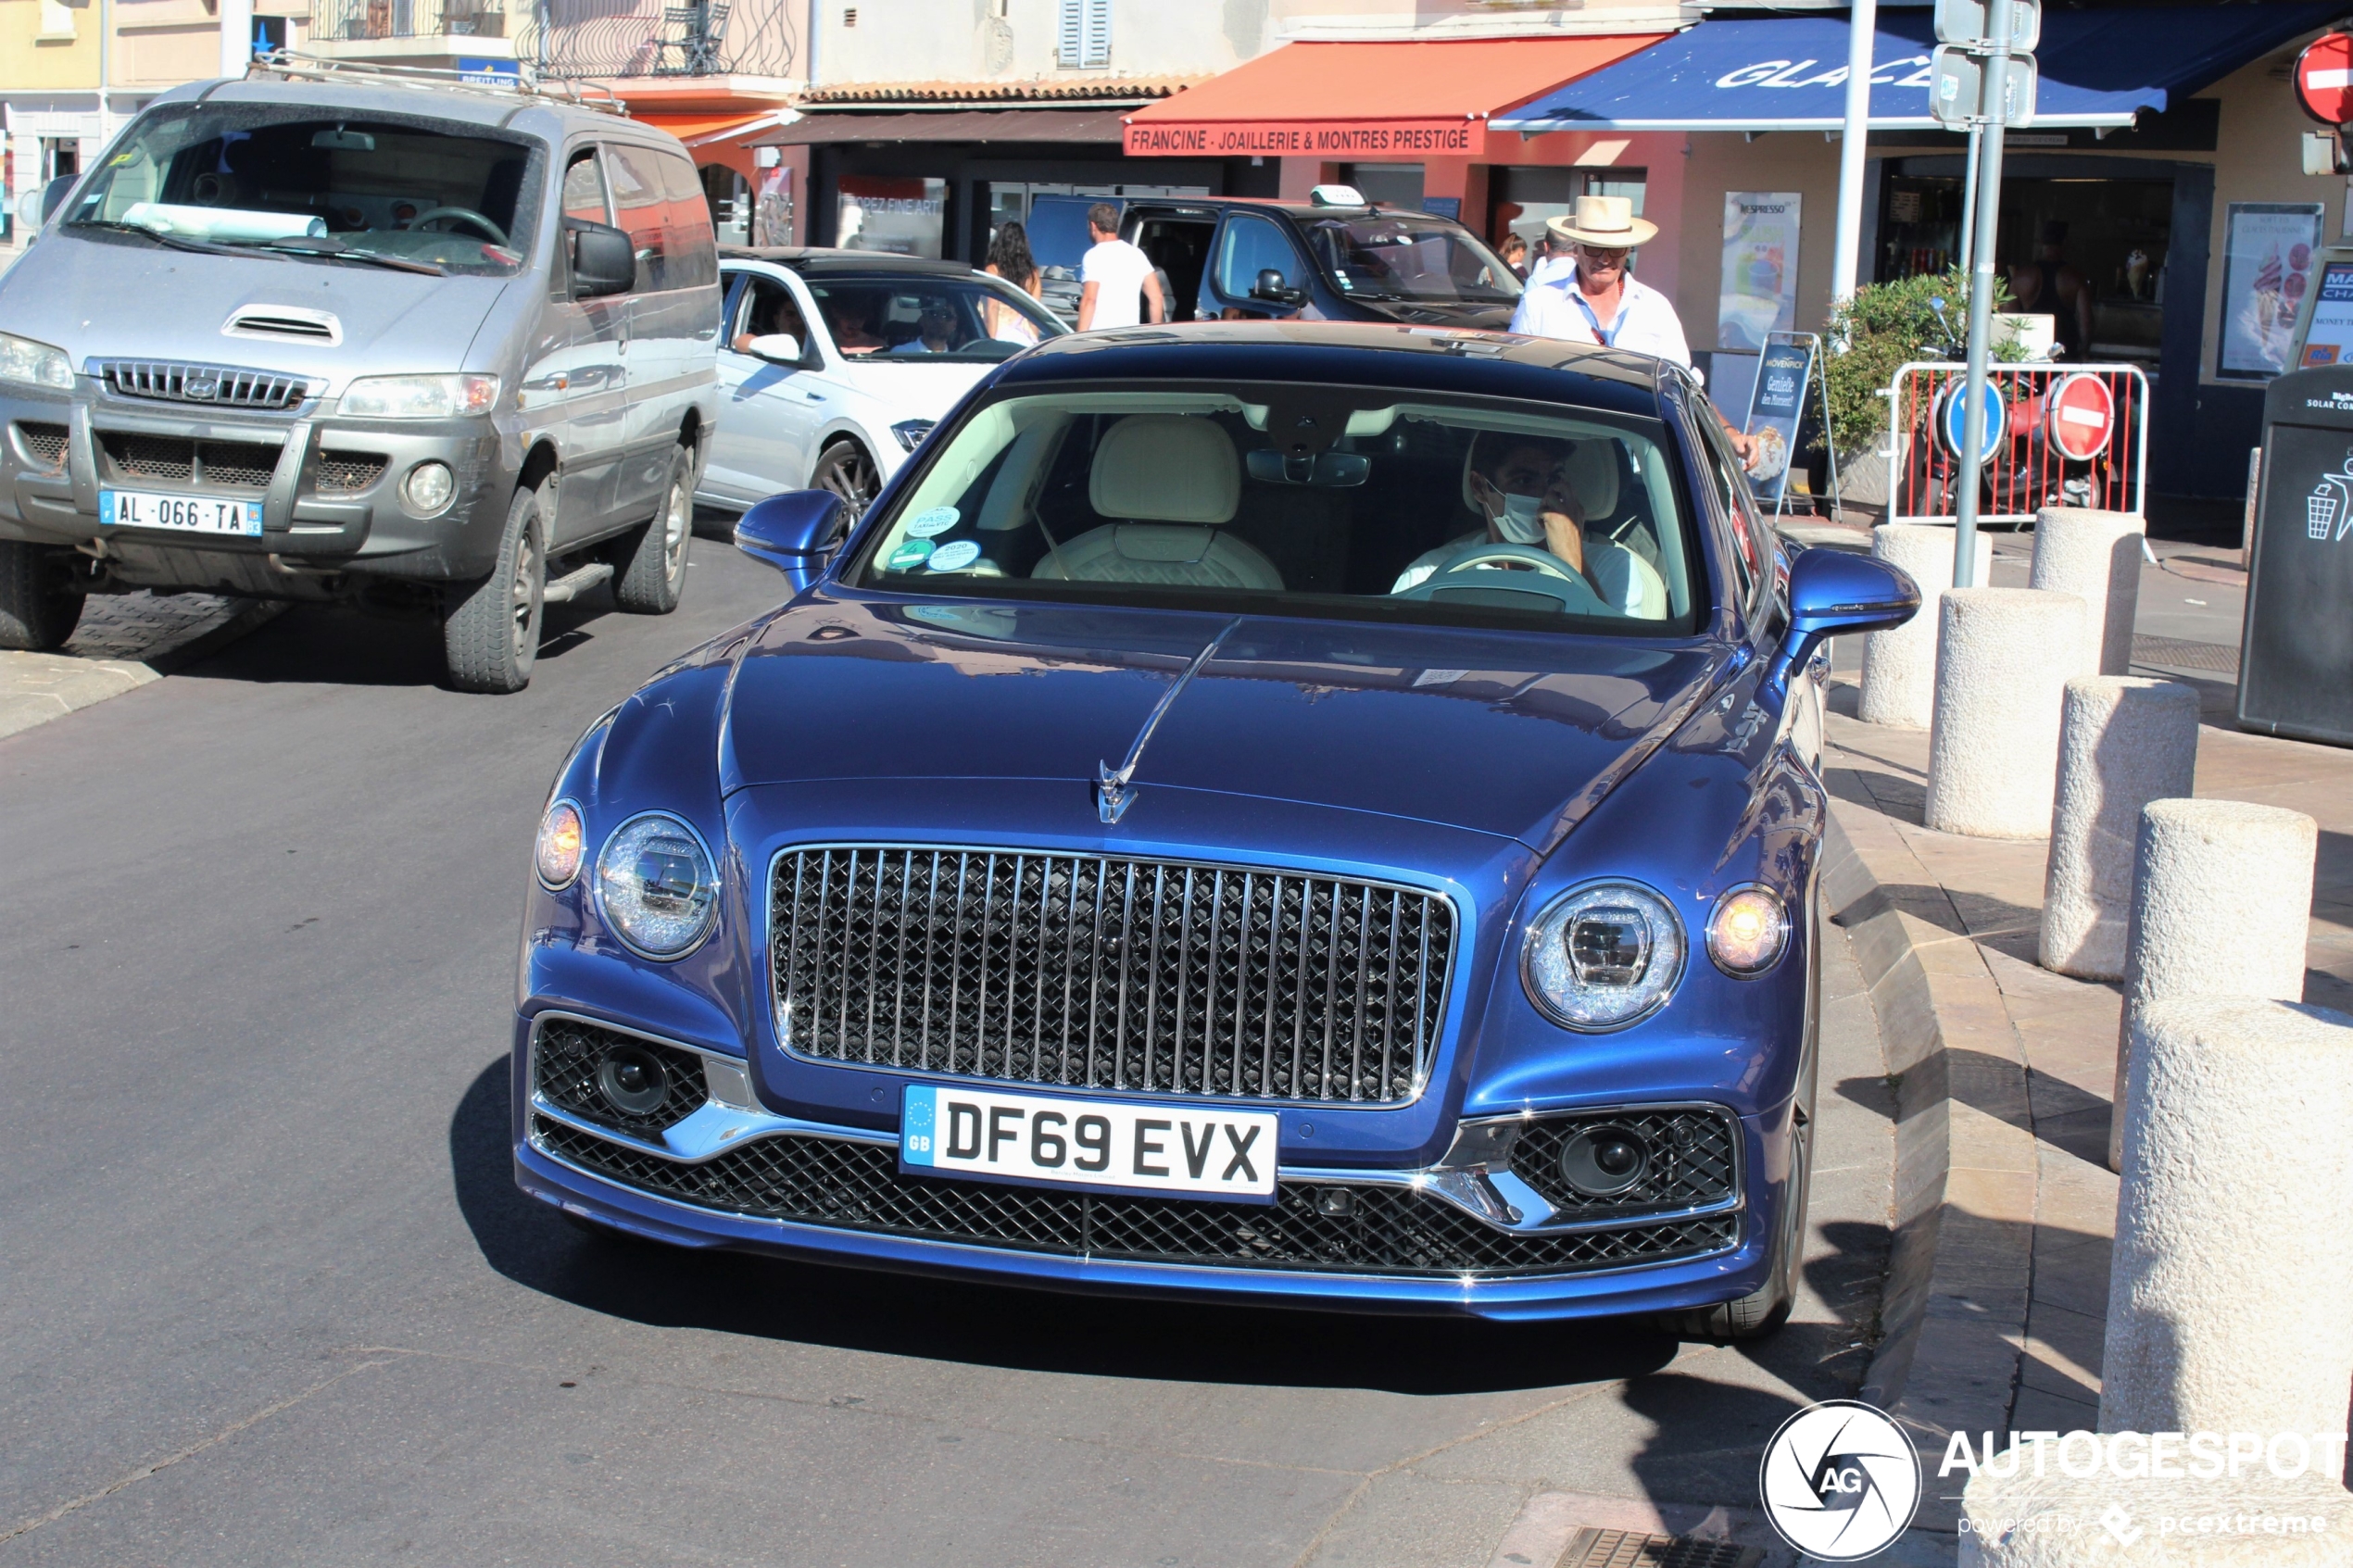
[0,542,84,651]
[810,440,880,521]
[441,483,546,694]
[1662,1101,1811,1343]
[614,445,693,614]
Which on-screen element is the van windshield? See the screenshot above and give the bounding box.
[1302,215,1520,306]
[61,104,544,278]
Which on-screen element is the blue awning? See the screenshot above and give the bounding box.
[1491,5,2340,133]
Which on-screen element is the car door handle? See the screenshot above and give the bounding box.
[800,390,825,403]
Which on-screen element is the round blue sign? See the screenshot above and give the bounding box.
[1937,380,2007,463]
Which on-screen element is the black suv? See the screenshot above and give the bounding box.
[1023,193,1523,331]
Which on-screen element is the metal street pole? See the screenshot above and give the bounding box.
[1831,0,1880,302]
[1956,121,1982,276]
[1952,0,2017,588]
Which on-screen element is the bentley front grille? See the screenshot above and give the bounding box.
[771,847,1453,1105]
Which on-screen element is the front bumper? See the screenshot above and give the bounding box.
[0,381,514,589]
[510,1010,1790,1321]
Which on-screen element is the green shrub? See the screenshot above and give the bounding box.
[1818,269,2020,455]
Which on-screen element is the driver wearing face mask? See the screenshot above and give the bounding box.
[1390,434,1589,593]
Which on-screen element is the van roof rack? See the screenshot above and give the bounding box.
[245,50,630,117]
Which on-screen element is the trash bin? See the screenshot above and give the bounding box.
[2239,365,2353,744]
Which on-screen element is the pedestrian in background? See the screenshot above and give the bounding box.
[1512,195,1755,463]
[1499,232,1529,281]
[983,220,1043,345]
[1076,203,1164,332]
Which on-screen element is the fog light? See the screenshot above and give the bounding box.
[1706,884,1791,976]
[1559,1124,1651,1198]
[402,460,455,515]
[1313,1187,1356,1217]
[598,1042,671,1118]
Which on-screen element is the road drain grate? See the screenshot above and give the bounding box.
[1556,1527,1762,1568]
[2130,634,2240,675]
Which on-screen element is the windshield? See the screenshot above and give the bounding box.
[807,273,1068,363]
[61,103,543,277]
[847,383,1702,635]
[1302,216,1520,306]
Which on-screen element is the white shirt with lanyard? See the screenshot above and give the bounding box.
[1510,264,1692,368]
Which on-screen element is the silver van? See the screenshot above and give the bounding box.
[0,59,722,692]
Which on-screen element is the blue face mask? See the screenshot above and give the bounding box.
[1493,492,1548,545]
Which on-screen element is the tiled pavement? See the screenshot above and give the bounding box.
[0,592,282,739]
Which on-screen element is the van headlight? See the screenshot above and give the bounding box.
[341,373,499,419]
[0,332,74,392]
[595,812,720,959]
[1520,880,1685,1031]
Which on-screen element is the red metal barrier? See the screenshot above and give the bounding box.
[1883,361,2150,526]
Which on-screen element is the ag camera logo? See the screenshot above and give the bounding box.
[1758,1399,1921,1560]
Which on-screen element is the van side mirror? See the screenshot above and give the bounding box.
[567,217,634,299]
[40,175,77,224]
[1250,267,1303,306]
[1763,547,1919,705]
[736,489,849,595]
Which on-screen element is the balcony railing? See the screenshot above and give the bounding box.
[307,0,794,77]
[313,0,507,42]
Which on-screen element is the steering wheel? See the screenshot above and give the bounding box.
[1394,542,1606,612]
[409,207,509,246]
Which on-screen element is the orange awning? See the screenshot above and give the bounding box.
[1122,35,1668,159]
[628,109,780,146]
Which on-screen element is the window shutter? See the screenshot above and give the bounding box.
[1082,0,1111,68]
[1056,0,1081,66]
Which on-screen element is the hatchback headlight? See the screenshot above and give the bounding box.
[341,373,499,419]
[1521,880,1685,1031]
[0,332,74,392]
[891,418,935,452]
[595,812,720,959]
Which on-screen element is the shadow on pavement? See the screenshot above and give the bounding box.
[447,1057,1686,1396]
[175,595,613,688]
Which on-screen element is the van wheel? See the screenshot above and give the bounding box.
[614,445,693,614]
[0,542,84,651]
[442,483,545,694]
[810,440,879,521]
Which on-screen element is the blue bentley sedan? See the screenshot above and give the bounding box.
[511,321,1917,1336]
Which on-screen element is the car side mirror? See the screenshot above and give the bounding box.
[736,489,849,595]
[40,175,77,224]
[1249,267,1303,306]
[745,332,804,366]
[567,218,634,299]
[1763,546,1919,705]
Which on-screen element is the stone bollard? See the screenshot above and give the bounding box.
[2038,679,2201,980]
[1924,587,2086,838]
[2106,798,2314,1169]
[2103,996,2353,1440]
[1962,1464,2353,1566]
[1859,523,1994,728]
[2030,507,2145,677]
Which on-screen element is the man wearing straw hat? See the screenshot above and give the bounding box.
[1513,194,1755,461]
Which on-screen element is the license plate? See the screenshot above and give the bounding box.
[99,489,262,537]
[901,1085,1278,1203]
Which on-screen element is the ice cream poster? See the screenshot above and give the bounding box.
[2220,203,2323,379]
[1720,194,1801,353]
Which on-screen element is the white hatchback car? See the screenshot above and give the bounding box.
[700,248,1068,518]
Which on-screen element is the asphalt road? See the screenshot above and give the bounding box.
[0,538,1895,1568]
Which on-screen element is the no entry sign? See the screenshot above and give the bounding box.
[2047,372,2117,460]
[2296,33,2353,126]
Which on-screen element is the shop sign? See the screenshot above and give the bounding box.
[2298,261,2353,369]
[1719,192,1801,353]
[838,176,946,259]
[2296,33,2353,127]
[1124,120,1481,158]
[2220,203,2324,380]
[1742,331,1818,508]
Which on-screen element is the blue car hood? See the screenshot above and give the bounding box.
[719,596,1729,847]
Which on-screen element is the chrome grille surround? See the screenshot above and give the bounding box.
[769,846,1457,1106]
[92,358,313,411]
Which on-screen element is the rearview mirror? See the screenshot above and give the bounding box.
[1763,547,1919,705]
[567,217,634,299]
[1250,268,1303,306]
[745,332,803,366]
[1245,448,1369,487]
[736,489,849,595]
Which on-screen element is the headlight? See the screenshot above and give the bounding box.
[1706,884,1791,976]
[341,373,499,419]
[535,799,585,889]
[890,419,935,452]
[1520,880,1685,1031]
[0,332,74,392]
[595,812,719,959]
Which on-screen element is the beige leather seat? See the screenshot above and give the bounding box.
[1033,415,1283,590]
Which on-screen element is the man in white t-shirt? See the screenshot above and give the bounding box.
[1076,203,1164,331]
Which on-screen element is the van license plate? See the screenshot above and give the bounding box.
[901,1085,1278,1203]
[100,489,263,537]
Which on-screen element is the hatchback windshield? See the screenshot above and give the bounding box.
[60,104,543,277]
[806,274,1067,361]
[1302,217,1520,306]
[849,384,1701,634]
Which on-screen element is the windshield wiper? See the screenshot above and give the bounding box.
[65,220,246,258]
[230,237,447,276]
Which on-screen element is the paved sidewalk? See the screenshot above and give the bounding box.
[0,593,282,739]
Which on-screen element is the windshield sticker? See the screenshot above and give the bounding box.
[927,540,982,572]
[905,506,961,538]
[887,538,937,571]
